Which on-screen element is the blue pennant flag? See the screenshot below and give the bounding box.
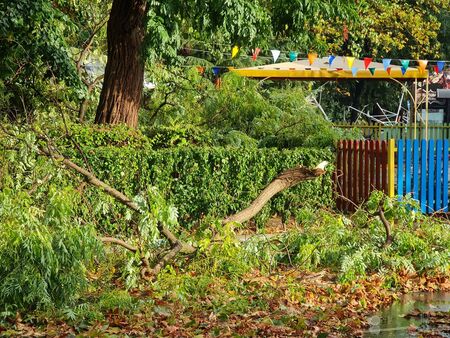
[328,55,336,67]
[351,66,358,77]
[437,61,446,73]
[401,66,407,75]
[212,67,220,76]
[382,58,392,71]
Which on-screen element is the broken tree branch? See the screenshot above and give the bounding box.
[38,146,195,255]
[223,161,328,224]
[378,206,393,247]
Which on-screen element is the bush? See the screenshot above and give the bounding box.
[74,146,334,231]
[0,187,100,311]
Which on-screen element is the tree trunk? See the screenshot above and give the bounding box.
[95,0,147,128]
[223,161,328,224]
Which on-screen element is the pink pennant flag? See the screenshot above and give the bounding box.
[364,57,373,70]
[252,48,261,61]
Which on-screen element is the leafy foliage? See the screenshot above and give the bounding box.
[0,187,100,311]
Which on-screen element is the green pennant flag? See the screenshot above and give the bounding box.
[368,68,375,76]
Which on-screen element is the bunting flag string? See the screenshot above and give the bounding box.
[271,49,281,62]
[308,53,318,65]
[418,60,428,74]
[252,48,261,61]
[346,56,355,69]
[364,57,372,70]
[328,55,336,66]
[289,51,298,62]
[231,46,239,59]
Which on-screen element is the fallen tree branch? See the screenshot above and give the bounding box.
[99,236,138,252]
[223,161,328,224]
[378,206,393,247]
[38,146,196,256]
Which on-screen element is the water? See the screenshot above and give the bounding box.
[365,292,450,337]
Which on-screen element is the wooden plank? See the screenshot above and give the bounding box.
[420,139,427,213]
[353,140,359,206]
[375,141,381,190]
[364,140,370,200]
[342,140,349,211]
[369,140,376,194]
[443,140,449,212]
[428,140,435,213]
[413,140,419,200]
[335,140,343,210]
[358,140,364,204]
[397,139,404,198]
[405,139,412,195]
[381,141,388,193]
[435,140,443,212]
[348,140,354,210]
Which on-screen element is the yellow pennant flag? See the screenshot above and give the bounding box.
[346,56,355,69]
[418,60,428,74]
[308,53,318,65]
[231,46,239,59]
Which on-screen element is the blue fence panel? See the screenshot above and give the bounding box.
[396,139,449,214]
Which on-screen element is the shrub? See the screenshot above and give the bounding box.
[0,187,100,311]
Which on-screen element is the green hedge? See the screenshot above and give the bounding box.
[79,146,334,229]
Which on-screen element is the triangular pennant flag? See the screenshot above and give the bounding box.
[382,58,392,71]
[328,55,336,67]
[308,52,318,65]
[437,61,446,73]
[434,65,439,74]
[346,56,355,69]
[336,68,343,71]
[364,57,373,69]
[271,49,281,63]
[231,46,239,59]
[401,66,407,75]
[289,51,298,62]
[212,67,220,76]
[351,66,358,77]
[368,68,375,76]
[386,67,392,75]
[400,59,410,70]
[418,60,428,74]
[252,48,261,61]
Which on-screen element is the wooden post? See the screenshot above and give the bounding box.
[388,139,395,198]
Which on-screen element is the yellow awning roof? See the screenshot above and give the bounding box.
[230,56,428,80]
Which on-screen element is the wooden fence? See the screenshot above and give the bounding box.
[335,123,450,141]
[397,139,449,213]
[334,140,394,212]
[335,139,449,213]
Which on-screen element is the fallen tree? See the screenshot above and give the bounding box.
[36,136,328,279]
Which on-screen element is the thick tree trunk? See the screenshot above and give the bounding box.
[223,161,328,224]
[95,0,147,128]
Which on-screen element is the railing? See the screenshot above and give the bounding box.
[335,123,450,141]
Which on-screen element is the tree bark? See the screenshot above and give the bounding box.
[95,0,147,128]
[223,161,328,224]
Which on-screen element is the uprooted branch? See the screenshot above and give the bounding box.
[223,161,328,224]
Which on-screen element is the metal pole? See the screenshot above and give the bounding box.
[414,78,418,139]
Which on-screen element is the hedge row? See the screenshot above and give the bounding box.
[77,146,334,228]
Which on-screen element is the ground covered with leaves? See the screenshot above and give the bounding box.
[1,203,449,337]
